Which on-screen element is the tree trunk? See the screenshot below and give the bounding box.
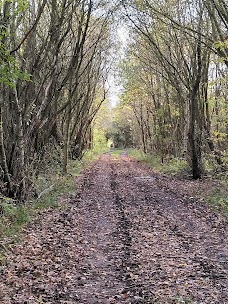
[0,104,12,193]
[14,86,26,199]
[188,90,202,179]
[62,100,71,175]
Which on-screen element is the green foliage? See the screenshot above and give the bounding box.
[0,198,30,238]
[92,99,113,153]
[207,191,228,215]
[214,40,228,52]
[93,128,109,154]
[205,172,228,215]
[110,148,125,156]
[0,58,31,87]
[203,150,228,175]
[15,0,28,13]
[161,158,190,175]
[105,125,126,148]
[0,0,30,87]
[128,149,189,175]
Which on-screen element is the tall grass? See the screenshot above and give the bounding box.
[128,149,189,175]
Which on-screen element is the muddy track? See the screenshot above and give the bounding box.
[111,157,227,303]
[110,163,154,303]
[0,155,227,304]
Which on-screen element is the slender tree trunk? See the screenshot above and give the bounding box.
[13,86,26,199]
[0,103,12,192]
[139,104,147,153]
[62,99,72,175]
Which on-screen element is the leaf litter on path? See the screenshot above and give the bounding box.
[0,155,227,303]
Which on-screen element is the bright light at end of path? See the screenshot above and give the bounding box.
[107,26,129,107]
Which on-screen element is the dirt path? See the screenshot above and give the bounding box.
[0,155,227,304]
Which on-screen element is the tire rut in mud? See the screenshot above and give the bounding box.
[110,163,155,304]
[114,158,227,303]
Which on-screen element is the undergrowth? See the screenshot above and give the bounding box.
[128,149,189,175]
[205,175,228,215]
[110,148,126,157]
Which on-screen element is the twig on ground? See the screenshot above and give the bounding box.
[38,184,55,199]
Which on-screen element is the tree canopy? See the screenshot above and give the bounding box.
[0,0,227,200]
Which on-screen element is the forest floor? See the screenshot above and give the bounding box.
[0,154,227,304]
